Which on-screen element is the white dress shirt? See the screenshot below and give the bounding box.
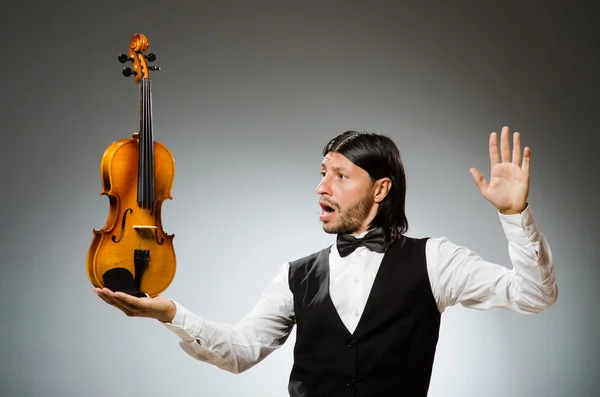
[163,205,558,374]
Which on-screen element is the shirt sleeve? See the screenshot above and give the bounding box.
[161,262,295,374]
[428,204,558,314]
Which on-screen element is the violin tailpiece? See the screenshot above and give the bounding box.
[134,249,150,293]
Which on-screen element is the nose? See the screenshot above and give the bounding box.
[316,175,331,195]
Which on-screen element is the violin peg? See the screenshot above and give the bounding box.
[122,67,137,77]
[118,53,133,63]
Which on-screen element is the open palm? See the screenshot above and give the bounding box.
[95,287,176,323]
[470,126,531,215]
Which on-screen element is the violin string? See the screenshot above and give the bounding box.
[147,78,152,215]
[144,78,149,215]
[145,78,149,214]
[142,78,148,247]
[148,78,154,214]
[146,78,152,213]
[142,78,146,212]
[139,79,144,212]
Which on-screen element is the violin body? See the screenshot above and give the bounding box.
[86,33,176,297]
[87,138,176,297]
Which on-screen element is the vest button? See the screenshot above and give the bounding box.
[346,377,356,387]
[347,339,357,348]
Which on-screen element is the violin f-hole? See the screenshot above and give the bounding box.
[112,208,133,243]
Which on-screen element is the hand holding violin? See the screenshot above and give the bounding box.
[95,288,176,323]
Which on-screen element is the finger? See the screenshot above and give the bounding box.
[95,289,116,306]
[96,288,120,306]
[470,168,488,196]
[98,289,139,313]
[512,132,521,166]
[489,132,499,167]
[500,126,511,162]
[108,291,142,311]
[522,146,531,172]
[96,289,134,315]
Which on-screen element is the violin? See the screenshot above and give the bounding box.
[86,33,176,298]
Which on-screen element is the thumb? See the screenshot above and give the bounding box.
[470,168,488,197]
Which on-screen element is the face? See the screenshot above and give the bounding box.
[316,152,390,235]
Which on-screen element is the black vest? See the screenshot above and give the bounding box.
[287,236,440,397]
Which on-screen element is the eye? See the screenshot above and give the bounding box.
[338,173,347,180]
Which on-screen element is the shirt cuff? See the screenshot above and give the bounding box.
[161,300,201,344]
[497,204,540,244]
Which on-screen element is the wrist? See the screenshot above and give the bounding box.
[158,300,177,323]
[499,202,528,215]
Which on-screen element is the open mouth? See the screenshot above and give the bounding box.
[321,204,335,213]
[320,199,336,212]
[319,201,336,220]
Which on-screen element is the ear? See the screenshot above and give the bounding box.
[372,177,392,203]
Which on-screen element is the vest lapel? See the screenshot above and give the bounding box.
[316,247,354,337]
[352,236,406,339]
[316,237,407,338]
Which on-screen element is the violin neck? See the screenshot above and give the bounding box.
[137,77,155,209]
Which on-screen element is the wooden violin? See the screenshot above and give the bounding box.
[86,33,176,298]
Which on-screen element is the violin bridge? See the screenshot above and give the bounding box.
[133,225,157,239]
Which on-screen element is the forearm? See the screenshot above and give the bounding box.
[432,205,558,313]
[505,224,558,312]
[162,263,295,373]
[164,301,293,373]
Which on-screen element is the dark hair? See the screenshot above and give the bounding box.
[322,130,409,244]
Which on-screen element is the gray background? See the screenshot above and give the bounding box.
[1,1,598,396]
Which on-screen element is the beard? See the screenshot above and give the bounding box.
[322,191,375,235]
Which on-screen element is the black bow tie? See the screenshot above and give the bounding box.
[336,228,386,257]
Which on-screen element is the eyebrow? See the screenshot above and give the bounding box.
[321,163,349,173]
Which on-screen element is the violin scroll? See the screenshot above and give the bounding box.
[117,33,160,82]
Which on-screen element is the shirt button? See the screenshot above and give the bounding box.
[347,339,357,348]
[354,309,360,316]
[354,277,359,283]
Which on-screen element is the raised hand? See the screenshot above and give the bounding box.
[95,287,177,323]
[470,126,530,215]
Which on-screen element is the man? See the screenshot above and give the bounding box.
[95,126,558,396]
